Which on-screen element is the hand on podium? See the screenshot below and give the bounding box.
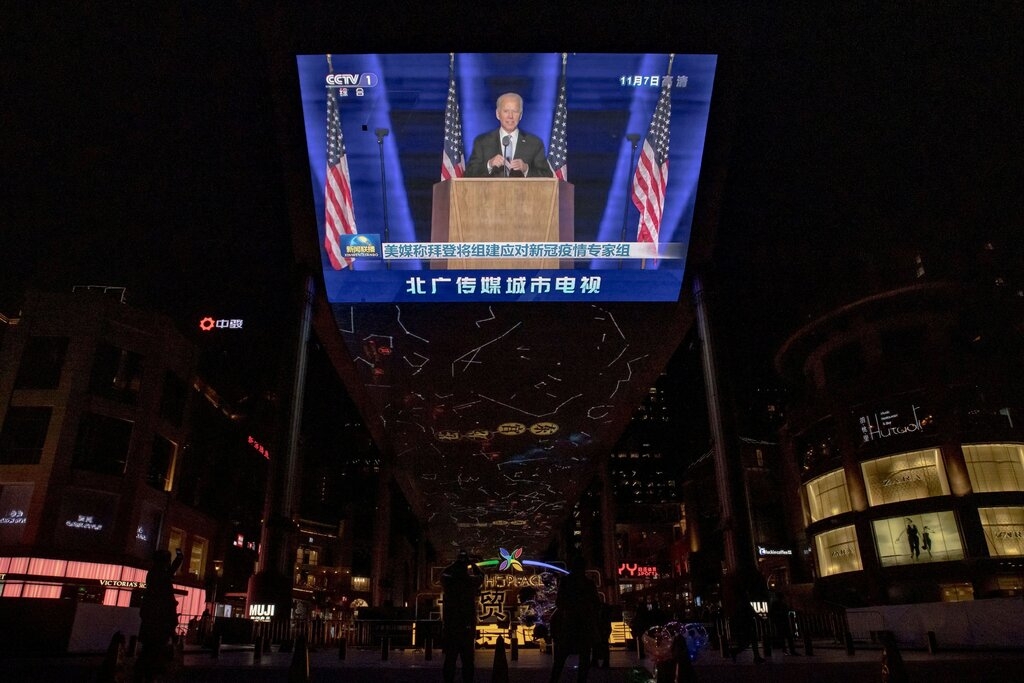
[487,154,530,177]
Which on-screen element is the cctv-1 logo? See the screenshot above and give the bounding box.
[325,73,379,87]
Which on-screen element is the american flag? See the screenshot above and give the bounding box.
[547,53,568,181]
[441,53,465,180]
[323,75,358,270]
[632,56,674,245]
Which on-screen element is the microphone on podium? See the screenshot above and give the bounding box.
[502,135,511,177]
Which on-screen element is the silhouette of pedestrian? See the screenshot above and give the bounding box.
[769,595,798,655]
[671,629,699,683]
[590,596,613,668]
[548,556,601,683]
[135,547,183,682]
[441,550,484,683]
[922,526,932,556]
[722,577,763,664]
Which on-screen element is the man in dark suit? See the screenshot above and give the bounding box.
[465,92,553,178]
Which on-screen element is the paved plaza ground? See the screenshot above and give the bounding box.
[5,639,1024,682]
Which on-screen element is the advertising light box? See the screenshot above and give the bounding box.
[295,52,717,302]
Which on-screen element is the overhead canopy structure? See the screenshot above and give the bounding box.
[260,10,742,564]
[317,299,694,558]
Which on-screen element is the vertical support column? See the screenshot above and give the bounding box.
[599,457,619,602]
[371,468,393,606]
[248,273,316,628]
[693,274,755,580]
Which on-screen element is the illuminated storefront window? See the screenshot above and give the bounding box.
[189,536,207,580]
[168,527,186,556]
[0,555,205,626]
[939,583,975,602]
[861,449,950,506]
[963,444,1024,493]
[814,525,863,577]
[351,576,370,592]
[871,511,964,567]
[978,506,1024,557]
[805,469,852,523]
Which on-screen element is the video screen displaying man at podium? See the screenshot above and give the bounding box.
[294,52,718,303]
[465,93,553,178]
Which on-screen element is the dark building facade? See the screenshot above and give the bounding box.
[776,269,1024,605]
[0,290,212,644]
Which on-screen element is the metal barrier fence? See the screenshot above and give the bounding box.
[213,609,859,654]
[248,618,443,649]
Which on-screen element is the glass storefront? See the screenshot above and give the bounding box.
[978,506,1024,557]
[814,525,863,577]
[861,449,950,506]
[963,444,1024,493]
[871,511,964,567]
[805,468,852,523]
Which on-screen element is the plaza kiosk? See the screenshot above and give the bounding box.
[430,177,574,270]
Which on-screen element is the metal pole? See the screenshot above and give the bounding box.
[376,128,391,269]
[619,133,641,269]
[693,274,741,576]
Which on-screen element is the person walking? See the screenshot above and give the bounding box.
[134,548,183,682]
[549,556,601,683]
[441,550,484,683]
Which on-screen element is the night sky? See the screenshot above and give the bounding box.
[3,3,1021,399]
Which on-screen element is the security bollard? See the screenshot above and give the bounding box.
[381,635,390,661]
[254,637,263,663]
[212,634,222,658]
[97,631,126,683]
[718,618,729,658]
[510,627,519,662]
[338,636,347,660]
[926,630,938,654]
[803,631,814,656]
[288,635,310,683]
[845,630,855,656]
[492,636,509,683]
[423,632,432,661]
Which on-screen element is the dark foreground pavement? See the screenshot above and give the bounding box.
[4,641,1024,682]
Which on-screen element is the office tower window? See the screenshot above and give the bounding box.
[0,406,52,465]
[14,336,69,389]
[148,435,178,492]
[89,342,143,404]
[159,371,188,426]
[72,412,133,475]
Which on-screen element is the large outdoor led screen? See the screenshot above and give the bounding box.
[296,53,717,302]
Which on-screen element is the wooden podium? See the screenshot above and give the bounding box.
[430,177,574,269]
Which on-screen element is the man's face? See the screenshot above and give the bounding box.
[495,96,522,133]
